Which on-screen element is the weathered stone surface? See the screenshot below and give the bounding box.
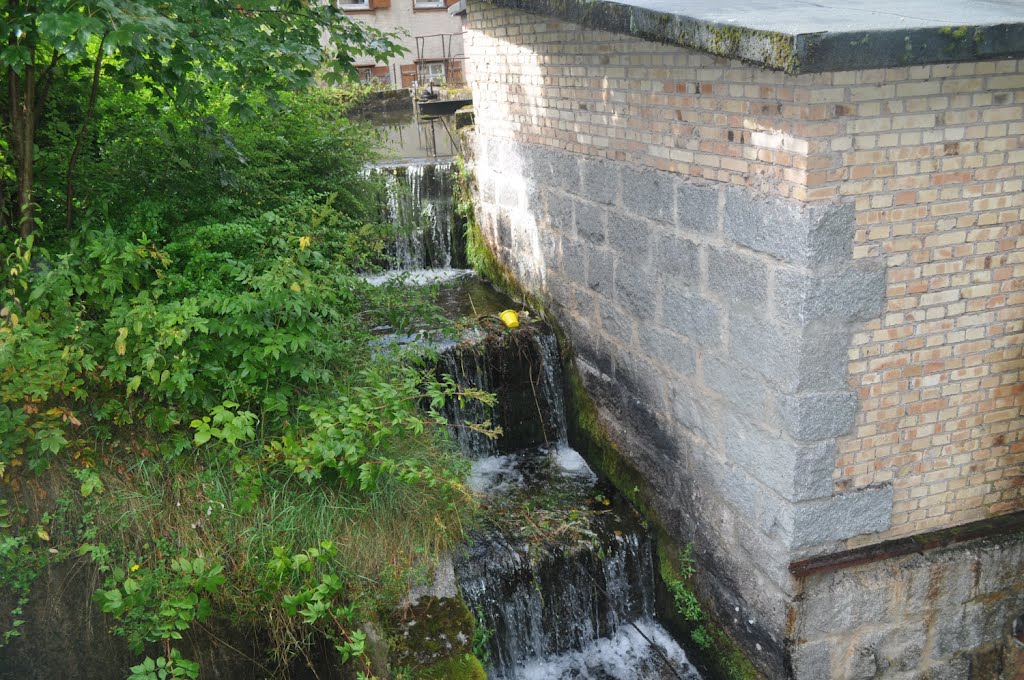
[792,485,894,548]
[724,188,856,265]
[532,144,580,193]
[676,180,719,233]
[708,246,768,310]
[615,262,658,321]
[670,383,721,443]
[775,263,887,323]
[637,325,696,376]
[544,189,574,232]
[932,603,988,659]
[561,238,587,285]
[579,156,620,205]
[704,356,771,421]
[586,247,614,296]
[575,198,606,244]
[606,210,651,263]
[661,286,722,347]
[622,166,674,224]
[799,569,895,636]
[791,640,832,680]
[654,233,700,285]
[600,301,635,344]
[724,414,835,501]
[729,314,803,392]
[780,391,858,441]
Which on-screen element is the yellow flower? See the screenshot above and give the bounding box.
[298,235,312,251]
[130,564,140,572]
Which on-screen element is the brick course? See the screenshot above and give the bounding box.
[464,3,1023,545]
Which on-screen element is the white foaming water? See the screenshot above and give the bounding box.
[511,619,699,680]
[362,267,473,286]
[468,455,525,494]
[551,444,598,484]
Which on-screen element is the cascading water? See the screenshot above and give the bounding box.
[368,146,700,679]
[445,328,700,680]
[364,160,468,277]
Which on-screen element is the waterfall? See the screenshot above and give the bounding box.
[365,152,700,680]
[444,325,699,680]
[365,160,467,273]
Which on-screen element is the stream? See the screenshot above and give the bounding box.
[370,154,701,680]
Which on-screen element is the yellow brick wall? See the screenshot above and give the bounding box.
[828,62,1024,544]
[465,3,1024,544]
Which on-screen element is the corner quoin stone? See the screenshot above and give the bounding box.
[791,485,894,548]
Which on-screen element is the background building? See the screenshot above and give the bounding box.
[343,0,466,88]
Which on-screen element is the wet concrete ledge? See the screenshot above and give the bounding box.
[790,509,1024,578]
[480,0,1024,73]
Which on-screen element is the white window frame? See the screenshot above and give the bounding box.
[413,0,446,8]
[418,60,446,83]
[341,0,370,9]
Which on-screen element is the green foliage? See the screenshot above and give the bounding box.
[127,649,200,680]
[94,554,225,654]
[0,83,484,678]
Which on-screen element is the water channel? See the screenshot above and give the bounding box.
[367,113,702,679]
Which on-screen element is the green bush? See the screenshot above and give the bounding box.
[1,84,482,677]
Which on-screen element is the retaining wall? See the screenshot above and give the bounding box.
[462,1,1024,677]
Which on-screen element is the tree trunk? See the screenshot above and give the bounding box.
[65,36,106,231]
[7,45,37,238]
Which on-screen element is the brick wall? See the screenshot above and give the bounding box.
[462,2,1024,676]
[464,2,1023,545]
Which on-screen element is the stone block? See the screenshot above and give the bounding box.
[676,180,720,233]
[544,190,574,233]
[775,262,887,324]
[729,314,802,392]
[931,603,986,659]
[479,174,496,205]
[561,238,587,285]
[791,640,833,680]
[976,534,1024,594]
[579,156,620,206]
[615,262,658,321]
[798,326,852,392]
[606,210,651,264]
[531,144,580,194]
[878,621,928,673]
[791,485,893,548]
[637,325,696,376]
[704,356,771,422]
[670,383,721,444]
[724,188,856,265]
[601,302,635,344]
[587,248,614,297]
[495,210,512,250]
[724,414,835,502]
[923,656,972,680]
[661,286,722,347]
[708,247,768,310]
[654,233,700,286]
[808,203,857,265]
[575,199,606,245]
[622,166,674,224]
[799,569,894,636]
[780,391,858,441]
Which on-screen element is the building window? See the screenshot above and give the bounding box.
[418,61,446,83]
[413,0,446,8]
[341,0,370,9]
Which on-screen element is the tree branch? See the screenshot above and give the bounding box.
[65,33,108,231]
